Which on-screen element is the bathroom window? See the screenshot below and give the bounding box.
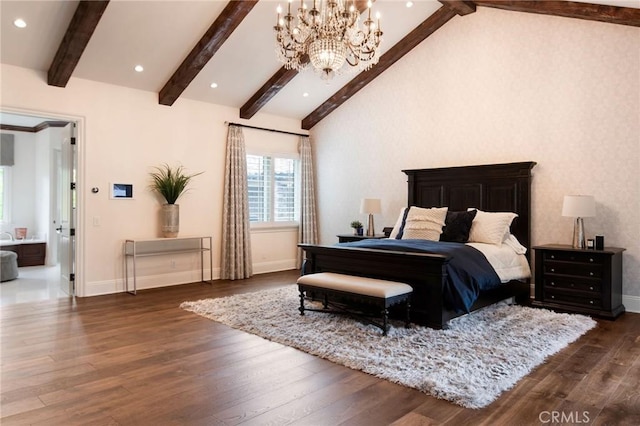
[0,166,10,223]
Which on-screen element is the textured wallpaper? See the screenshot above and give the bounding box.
[311,8,640,299]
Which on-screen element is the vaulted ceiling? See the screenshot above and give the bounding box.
[1,0,639,130]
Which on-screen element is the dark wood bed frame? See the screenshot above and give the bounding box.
[299,161,537,329]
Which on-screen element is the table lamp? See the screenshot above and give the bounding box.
[562,195,595,249]
[360,198,381,237]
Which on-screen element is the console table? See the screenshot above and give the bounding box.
[124,236,213,295]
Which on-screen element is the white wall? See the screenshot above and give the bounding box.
[1,131,37,236]
[33,129,50,249]
[1,64,302,296]
[311,9,640,308]
[2,131,41,237]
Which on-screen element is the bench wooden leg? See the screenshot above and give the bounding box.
[299,289,305,316]
[382,308,389,336]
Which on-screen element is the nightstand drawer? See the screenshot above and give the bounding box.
[544,251,602,264]
[543,262,602,279]
[544,290,602,309]
[543,277,600,293]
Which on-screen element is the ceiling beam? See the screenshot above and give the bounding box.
[239,0,373,120]
[159,0,259,106]
[240,66,299,120]
[473,1,640,27]
[47,1,110,87]
[302,6,458,130]
[438,1,477,16]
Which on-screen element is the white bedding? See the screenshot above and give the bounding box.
[466,242,531,283]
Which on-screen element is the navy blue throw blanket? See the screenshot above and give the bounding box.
[339,239,501,313]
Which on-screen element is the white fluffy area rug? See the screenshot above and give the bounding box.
[180,285,596,409]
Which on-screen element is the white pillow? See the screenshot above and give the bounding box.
[388,207,408,239]
[401,206,448,241]
[468,209,518,245]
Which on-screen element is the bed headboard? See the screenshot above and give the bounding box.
[402,162,536,255]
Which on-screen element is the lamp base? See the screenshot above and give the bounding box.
[572,217,586,249]
[367,214,375,237]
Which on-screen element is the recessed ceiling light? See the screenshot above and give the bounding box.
[303,92,309,97]
[14,18,27,28]
[210,82,218,89]
[406,1,414,7]
[134,65,144,72]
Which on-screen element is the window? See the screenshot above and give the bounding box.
[0,166,11,223]
[247,154,298,225]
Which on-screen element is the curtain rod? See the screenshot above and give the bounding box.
[225,121,309,138]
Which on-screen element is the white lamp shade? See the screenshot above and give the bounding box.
[360,198,381,214]
[562,195,596,218]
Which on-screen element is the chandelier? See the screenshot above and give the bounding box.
[274,0,383,80]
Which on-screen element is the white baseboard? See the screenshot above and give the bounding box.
[623,295,640,313]
[83,260,298,297]
[252,259,297,275]
[85,268,221,297]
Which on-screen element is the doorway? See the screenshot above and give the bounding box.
[0,109,81,304]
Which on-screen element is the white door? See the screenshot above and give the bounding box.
[59,123,76,296]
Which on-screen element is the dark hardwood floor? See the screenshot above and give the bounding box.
[1,270,639,425]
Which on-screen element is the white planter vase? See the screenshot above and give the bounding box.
[161,204,179,238]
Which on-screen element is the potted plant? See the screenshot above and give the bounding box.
[149,163,203,237]
[350,220,363,236]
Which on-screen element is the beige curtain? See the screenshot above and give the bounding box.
[297,136,319,269]
[221,125,252,280]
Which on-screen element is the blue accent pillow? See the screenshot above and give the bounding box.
[440,210,477,243]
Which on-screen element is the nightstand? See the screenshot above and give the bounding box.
[337,234,387,243]
[532,244,625,319]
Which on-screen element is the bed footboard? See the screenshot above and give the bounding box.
[299,243,455,329]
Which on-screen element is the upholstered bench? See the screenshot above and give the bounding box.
[296,272,413,335]
[1,250,19,282]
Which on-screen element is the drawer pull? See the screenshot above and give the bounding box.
[550,268,555,272]
[550,282,555,286]
[590,286,594,290]
[551,295,555,299]
[589,272,594,276]
[589,300,594,304]
[589,258,594,262]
